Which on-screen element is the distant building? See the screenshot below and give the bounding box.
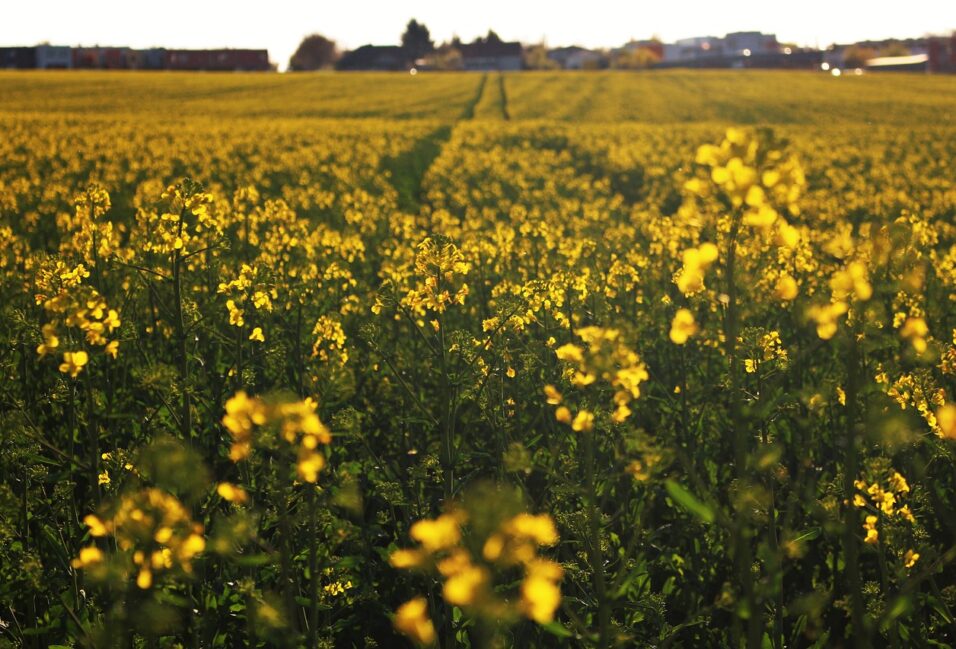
[656,47,820,70]
[36,45,73,68]
[459,41,522,71]
[866,54,929,72]
[548,46,603,70]
[822,46,845,70]
[138,48,167,70]
[664,36,723,61]
[1,44,271,71]
[72,46,100,69]
[73,46,133,69]
[166,49,270,71]
[928,34,956,72]
[823,36,953,72]
[724,31,779,56]
[336,45,409,71]
[663,32,778,62]
[744,50,822,70]
[0,46,36,69]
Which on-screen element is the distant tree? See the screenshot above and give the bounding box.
[288,34,338,71]
[523,43,559,70]
[581,55,608,71]
[485,29,502,44]
[842,45,879,67]
[402,19,435,61]
[427,43,463,70]
[612,47,660,70]
[880,42,911,57]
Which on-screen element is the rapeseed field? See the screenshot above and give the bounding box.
[1,69,955,648]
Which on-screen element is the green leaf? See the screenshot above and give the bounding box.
[233,554,272,567]
[882,595,912,629]
[927,594,955,624]
[793,527,822,543]
[540,621,574,638]
[665,480,715,524]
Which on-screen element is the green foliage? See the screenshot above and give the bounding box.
[665,480,716,524]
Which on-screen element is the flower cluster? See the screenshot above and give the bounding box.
[390,506,562,642]
[675,242,719,296]
[807,301,850,341]
[742,329,789,374]
[852,470,916,545]
[217,263,275,343]
[136,179,223,257]
[878,369,946,435]
[72,184,124,265]
[669,308,699,345]
[690,127,805,243]
[34,261,120,376]
[899,316,929,354]
[73,488,205,590]
[396,237,470,316]
[549,326,649,425]
[311,314,348,366]
[222,391,332,482]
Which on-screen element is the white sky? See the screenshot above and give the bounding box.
[5,0,955,71]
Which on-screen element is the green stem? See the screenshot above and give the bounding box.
[277,481,299,640]
[723,215,761,649]
[81,361,100,507]
[841,335,869,648]
[173,205,191,439]
[308,485,320,649]
[584,428,610,649]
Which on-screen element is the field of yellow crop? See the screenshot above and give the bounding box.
[1,69,956,649]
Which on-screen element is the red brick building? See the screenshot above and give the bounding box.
[928,34,956,73]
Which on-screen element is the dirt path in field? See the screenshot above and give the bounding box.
[460,73,488,120]
[498,73,510,120]
[383,73,489,213]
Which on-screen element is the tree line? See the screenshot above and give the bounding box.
[288,19,665,72]
[289,20,437,71]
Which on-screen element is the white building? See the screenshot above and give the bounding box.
[724,32,779,56]
[663,32,778,62]
[549,46,603,69]
[664,36,723,61]
[36,45,72,68]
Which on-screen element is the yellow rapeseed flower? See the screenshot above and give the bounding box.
[775,275,798,301]
[669,308,698,345]
[543,384,562,405]
[216,482,249,504]
[938,403,956,439]
[410,514,461,552]
[904,549,919,569]
[71,546,104,568]
[900,317,929,353]
[520,560,564,623]
[571,410,594,433]
[863,515,879,545]
[59,350,89,377]
[555,343,584,363]
[394,598,436,646]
